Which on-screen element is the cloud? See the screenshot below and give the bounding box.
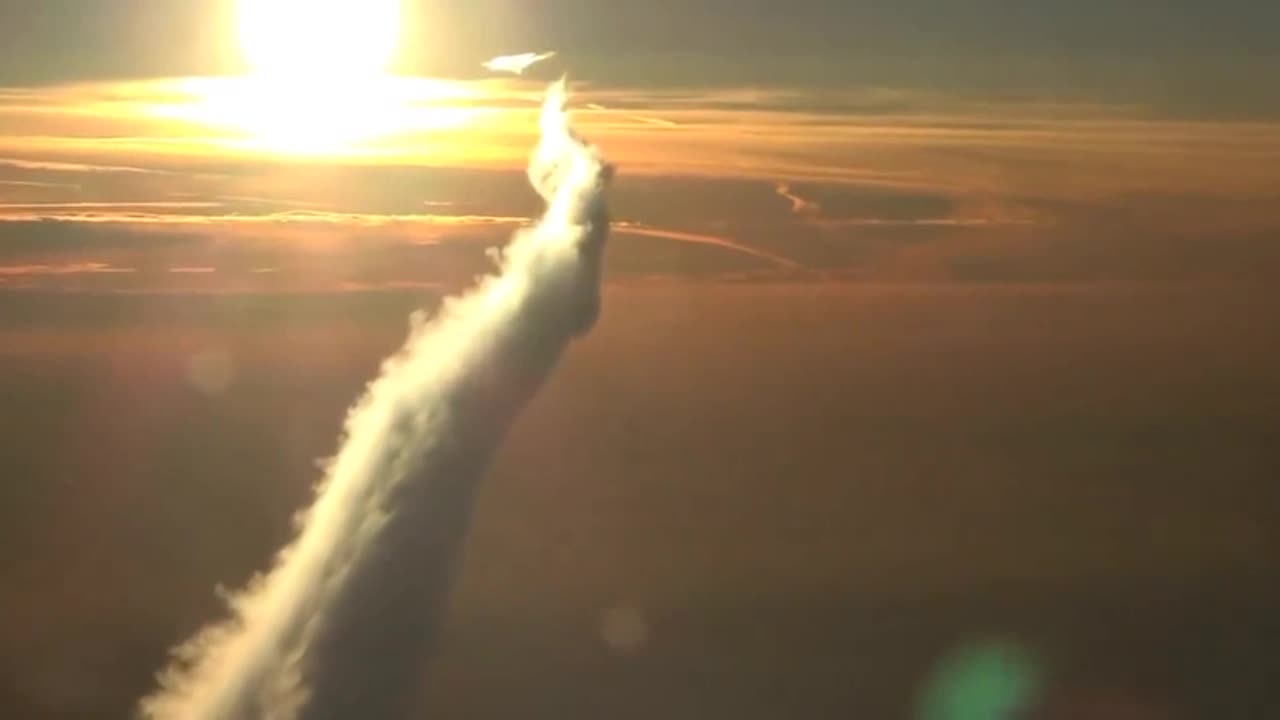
[582,103,680,128]
[775,182,821,216]
[0,179,79,189]
[0,209,527,227]
[3,78,1277,200]
[0,201,222,212]
[1,78,1278,291]
[613,221,802,270]
[0,157,168,175]
[0,262,132,275]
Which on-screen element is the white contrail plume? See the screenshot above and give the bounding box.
[482,51,556,75]
[138,79,612,720]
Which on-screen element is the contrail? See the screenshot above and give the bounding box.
[482,51,557,75]
[613,221,803,270]
[138,79,612,720]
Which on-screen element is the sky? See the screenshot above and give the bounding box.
[0,0,1278,294]
[2,2,1280,717]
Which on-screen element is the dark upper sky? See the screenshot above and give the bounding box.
[1,1,1278,97]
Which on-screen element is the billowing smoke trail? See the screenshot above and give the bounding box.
[139,79,612,720]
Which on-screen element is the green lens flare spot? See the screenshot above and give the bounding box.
[917,639,1044,720]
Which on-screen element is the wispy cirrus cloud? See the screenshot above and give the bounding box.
[0,261,133,275]
[1,77,1278,293]
[0,201,222,212]
[0,157,168,175]
[0,208,528,227]
[613,222,803,270]
[3,78,1278,199]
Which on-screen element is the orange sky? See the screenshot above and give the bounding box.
[1,76,1277,293]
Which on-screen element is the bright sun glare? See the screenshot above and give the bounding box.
[154,0,485,155]
[209,0,414,153]
[238,0,401,80]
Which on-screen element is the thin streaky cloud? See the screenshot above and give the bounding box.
[813,217,1043,229]
[626,115,679,128]
[581,101,678,128]
[0,79,1276,240]
[0,157,167,175]
[214,195,335,211]
[0,201,222,211]
[4,82,1277,200]
[0,210,530,226]
[614,221,803,270]
[0,179,79,189]
[0,262,134,275]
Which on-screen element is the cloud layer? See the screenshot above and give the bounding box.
[1,78,1278,291]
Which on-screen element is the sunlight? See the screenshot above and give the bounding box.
[238,0,401,80]
[224,0,420,153]
[159,76,487,155]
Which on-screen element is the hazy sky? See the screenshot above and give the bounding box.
[3,5,1279,716]
[0,1,1277,293]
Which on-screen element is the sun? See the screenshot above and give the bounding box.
[213,0,411,152]
[238,0,401,81]
[162,0,478,154]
